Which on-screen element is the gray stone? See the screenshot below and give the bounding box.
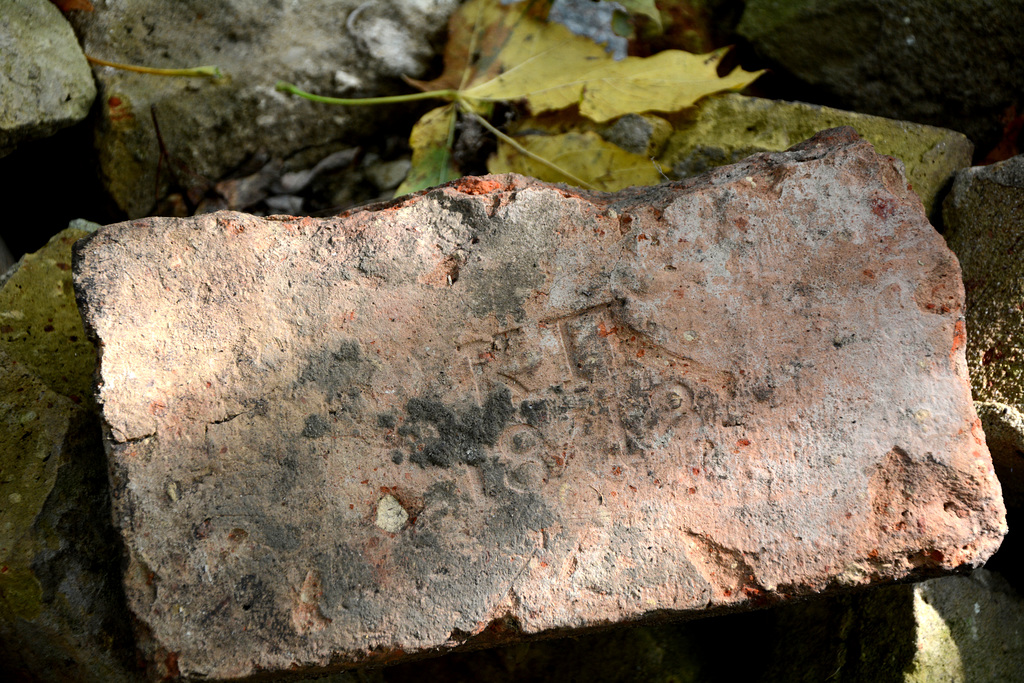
[737,0,1024,150]
[602,113,672,157]
[74,129,1005,680]
[943,154,1024,507]
[364,155,413,192]
[0,0,97,157]
[71,0,459,217]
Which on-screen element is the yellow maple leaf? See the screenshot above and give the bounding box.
[465,40,755,124]
[489,131,665,191]
[278,0,763,194]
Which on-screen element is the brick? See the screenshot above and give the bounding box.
[73,128,1005,680]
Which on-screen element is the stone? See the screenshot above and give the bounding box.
[548,0,628,60]
[772,568,1024,682]
[380,569,1024,683]
[907,569,1024,681]
[0,225,99,407]
[0,229,138,681]
[943,155,1024,507]
[71,0,459,218]
[74,128,1005,680]
[736,0,1024,152]
[0,351,138,681]
[602,113,673,157]
[663,94,973,225]
[364,157,414,193]
[0,0,97,157]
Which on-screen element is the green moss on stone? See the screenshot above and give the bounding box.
[0,565,43,622]
[0,351,74,622]
[0,226,137,678]
[662,94,973,222]
[0,227,97,408]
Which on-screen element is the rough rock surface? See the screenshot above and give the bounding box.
[907,569,1024,681]
[0,226,100,407]
[0,228,138,681]
[71,0,458,218]
[737,0,1024,151]
[0,0,97,157]
[665,94,973,225]
[74,129,1005,680]
[944,155,1024,506]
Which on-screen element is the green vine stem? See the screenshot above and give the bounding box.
[275,81,457,106]
[86,55,224,79]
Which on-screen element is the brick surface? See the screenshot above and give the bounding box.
[74,128,1005,680]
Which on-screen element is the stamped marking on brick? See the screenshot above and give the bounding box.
[74,129,1005,680]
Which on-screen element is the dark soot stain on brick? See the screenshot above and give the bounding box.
[519,399,549,426]
[299,339,374,400]
[302,414,331,438]
[403,387,515,468]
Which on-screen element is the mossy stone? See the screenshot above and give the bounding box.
[0,227,96,408]
[663,94,973,224]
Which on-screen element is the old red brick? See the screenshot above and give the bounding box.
[74,128,1005,680]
